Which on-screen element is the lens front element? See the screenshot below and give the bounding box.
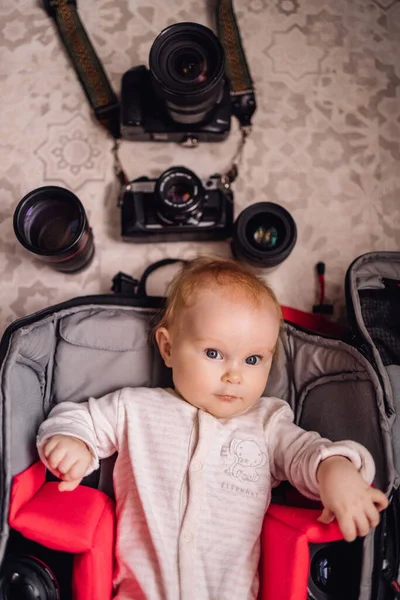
[231,202,297,269]
[13,186,95,273]
[149,22,225,125]
[155,167,204,224]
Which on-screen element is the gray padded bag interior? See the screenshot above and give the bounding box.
[0,251,399,599]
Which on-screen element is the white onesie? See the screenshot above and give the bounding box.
[37,387,375,600]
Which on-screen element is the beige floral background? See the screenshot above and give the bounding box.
[0,0,400,334]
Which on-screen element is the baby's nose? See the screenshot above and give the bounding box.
[222,368,241,384]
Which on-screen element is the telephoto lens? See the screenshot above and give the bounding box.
[149,22,225,125]
[231,202,297,269]
[13,186,95,273]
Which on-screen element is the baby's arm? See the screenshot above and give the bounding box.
[266,401,388,541]
[37,390,122,491]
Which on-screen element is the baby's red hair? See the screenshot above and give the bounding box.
[155,256,282,334]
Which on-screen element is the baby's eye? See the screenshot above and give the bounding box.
[205,349,222,360]
[245,355,262,365]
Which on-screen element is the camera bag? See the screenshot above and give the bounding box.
[0,252,398,600]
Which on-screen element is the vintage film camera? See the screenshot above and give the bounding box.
[120,166,233,243]
[120,22,232,145]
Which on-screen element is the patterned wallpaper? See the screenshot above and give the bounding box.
[0,0,399,334]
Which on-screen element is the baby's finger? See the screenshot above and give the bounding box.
[57,453,80,476]
[46,444,68,471]
[365,503,380,529]
[336,514,357,542]
[58,479,81,492]
[370,488,388,512]
[42,436,62,459]
[317,508,335,524]
[354,513,370,538]
[66,460,89,482]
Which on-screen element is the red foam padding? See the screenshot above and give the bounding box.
[259,504,343,600]
[8,461,46,523]
[9,462,115,600]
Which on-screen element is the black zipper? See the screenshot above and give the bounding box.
[381,489,400,598]
[344,262,394,417]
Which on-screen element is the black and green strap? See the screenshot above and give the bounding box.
[45,0,121,139]
[215,0,256,128]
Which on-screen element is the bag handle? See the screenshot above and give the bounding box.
[112,260,346,339]
[111,259,186,300]
[136,258,187,298]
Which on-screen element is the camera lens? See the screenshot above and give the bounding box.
[231,202,297,269]
[308,540,363,600]
[13,186,95,273]
[170,48,207,83]
[149,22,225,125]
[155,166,204,224]
[0,555,59,600]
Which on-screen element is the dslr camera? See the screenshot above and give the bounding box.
[120,22,231,145]
[121,166,233,243]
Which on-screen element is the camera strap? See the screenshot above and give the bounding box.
[215,0,256,130]
[216,0,256,184]
[44,0,121,140]
[44,0,255,187]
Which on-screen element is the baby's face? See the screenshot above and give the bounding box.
[160,287,280,419]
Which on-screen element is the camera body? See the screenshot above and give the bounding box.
[121,167,233,243]
[0,530,73,600]
[120,22,232,145]
[120,66,231,144]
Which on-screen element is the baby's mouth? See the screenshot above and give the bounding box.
[215,394,238,402]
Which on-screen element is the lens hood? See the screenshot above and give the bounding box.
[231,202,297,269]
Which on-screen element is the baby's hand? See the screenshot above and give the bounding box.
[42,434,93,492]
[316,456,388,542]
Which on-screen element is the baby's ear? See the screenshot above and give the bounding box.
[155,327,172,367]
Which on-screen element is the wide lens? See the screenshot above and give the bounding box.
[149,22,225,124]
[13,186,95,273]
[155,166,204,224]
[231,203,297,269]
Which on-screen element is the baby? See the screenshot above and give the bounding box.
[37,256,388,600]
